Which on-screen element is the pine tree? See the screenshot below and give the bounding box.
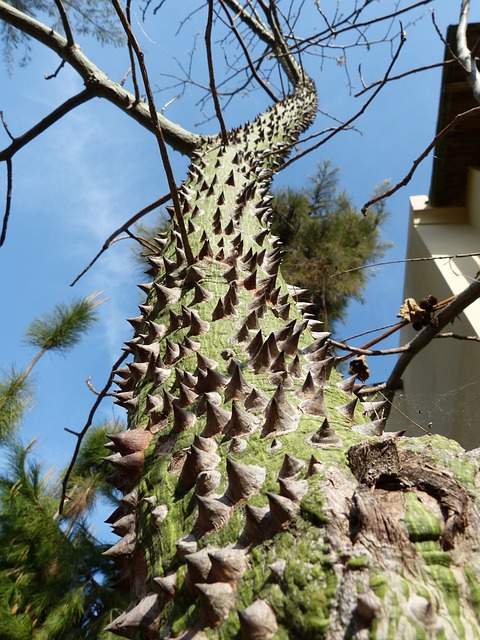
[0,296,126,639]
[271,161,391,329]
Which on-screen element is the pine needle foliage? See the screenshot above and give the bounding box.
[23,292,104,353]
[271,160,391,329]
[1,0,125,69]
[0,438,125,640]
[0,369,33,443]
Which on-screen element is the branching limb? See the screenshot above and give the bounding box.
[70,191,172,286]
[330,338,410,357]
[0,0,199,154]
[0,89,94,163]
[355,60,455,97]
[58,351,128,515]
[110,0,194,264]
[274,27,407,175]
[361,105,480,214]
[332,250,480,278]
[385,277,480,395]
[219,0,278,103]
[457,0,480,103]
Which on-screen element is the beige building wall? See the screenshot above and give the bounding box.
[389,168,480,450]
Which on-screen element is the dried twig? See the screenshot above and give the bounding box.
[126,0,141,102]
[0,89,94,163]
[332,251,480,278]
[53,0,74,46]
[205,0,228,143]
[355,59,454,97]
[219,0,278,103]
[361,106,480,214]
[0,158,13,247]
[385,277,480,395]
[435,332,480,342]
[270,25,407,176]
[110,0,195,264]
[70,191,171,286]
[59,351,128,514]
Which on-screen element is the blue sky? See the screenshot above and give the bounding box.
[0,2,468,537]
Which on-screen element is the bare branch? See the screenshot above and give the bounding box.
[70,192,172,286]
[0,158,13,247]
[126,0,141,103]
[355,59,455,97]
[205,0,228,142]
[219,0,278,103]
[0,89,94,162]
[361,105,480,214]
[332,251,480,278]
[272,27,407,176]
[0,0,199,154]
[385,277,480,394]
[330,338,410,357]
[435,332,480,342]
[53,0,74,46]
[457,0,480,103]
[58,351,128,514]
[110,0,195,265]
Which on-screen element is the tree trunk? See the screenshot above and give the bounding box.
[103,75,480,640]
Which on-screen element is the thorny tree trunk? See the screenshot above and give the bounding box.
[1,1,480,638]
[104,75,480,640]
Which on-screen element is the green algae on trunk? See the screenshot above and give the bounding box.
[104,76,480,640]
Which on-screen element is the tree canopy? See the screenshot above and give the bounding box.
[271,161,391,329]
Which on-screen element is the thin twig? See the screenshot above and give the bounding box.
[44,59,66,80]
[337,320,408,363]
[110,0,195,264]
[0,89,94,162]
[59,351,128,514]
[330,338,409,356]
[126,0,141,102]
[86,375,102,395]
[0,111,14,140]
[219,0,278,102]
[361,106,480,214]
[0,158,13,247]
[435,332,480,342]
[205,0,228,143]
[341,321,403,343]
[53,0,74,46]
[70,192,171,286]
[270,24,407,176]
[332,250,480,278]
[355,59,454,97]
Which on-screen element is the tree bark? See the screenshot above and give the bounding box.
[103,75,480,640]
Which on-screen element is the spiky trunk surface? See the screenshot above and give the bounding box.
[104,80,480,640]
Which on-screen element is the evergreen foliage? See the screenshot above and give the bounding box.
[1,0,124,68]
[0,369,32,442]
[24,292,103,353]
[0,294,104,443]
[0,437,124,640]
[0,295,124,638]
[271,161,391,328]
